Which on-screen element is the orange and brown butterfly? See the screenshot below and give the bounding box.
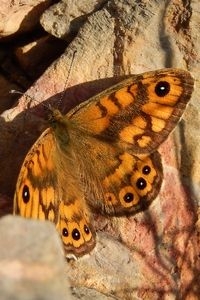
[13,68,194,258]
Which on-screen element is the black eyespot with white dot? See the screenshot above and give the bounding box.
[142,165,151,175]
[62,228,68,237]
[22,185,30,203]
[136,178,147,190]
[155,81,170,97]
[84,225,90,235]
[124,192,134,203]
[72,228,81,241]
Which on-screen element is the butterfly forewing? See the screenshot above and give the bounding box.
[14,129,59,222]
[14,128,96,257]
[69,68,194,154]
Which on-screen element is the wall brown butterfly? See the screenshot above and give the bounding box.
[14,68,194,257]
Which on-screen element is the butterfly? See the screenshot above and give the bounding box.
[13,68,194,258]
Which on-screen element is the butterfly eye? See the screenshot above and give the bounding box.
[84,225,90,234]
[155,81,170,97]
[142,165,151,175]
[62,228,68,237]
[22,185,30,203]
[72,228,81,240]
[136,177,147,190]
[124,192,134,203]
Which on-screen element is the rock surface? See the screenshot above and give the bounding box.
[0,0,53,38]
[0,0,200,299]
[41,0,107,39]
[0,215,72,300]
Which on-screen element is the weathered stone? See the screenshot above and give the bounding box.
[0,215,72,300]
[0,1,199,299]
[40,0,107,39]
[0,0,53,38]
[14,35,66,78]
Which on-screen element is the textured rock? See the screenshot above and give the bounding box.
[0,215,71,299]
[0,0,53,38]
[0,0,200,299]
[71,286,115,300]
[14,35,66,78]
[40,0,107,39]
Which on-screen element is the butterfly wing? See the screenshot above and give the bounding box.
[14,129,96,257]
[14,129,59,221]
[68,68,193,215]
[69,68,194,154]
[91,150,163,216]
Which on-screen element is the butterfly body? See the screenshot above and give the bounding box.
[14,68,194,257]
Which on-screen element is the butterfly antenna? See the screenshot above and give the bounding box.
[10,89,51,111]
[57,50,77,109]
[11,50,77,112]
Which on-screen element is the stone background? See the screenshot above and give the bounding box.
[0,1,199,299]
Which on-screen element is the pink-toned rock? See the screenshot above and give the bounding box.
[0,215,72,299]
[0,1,199,299]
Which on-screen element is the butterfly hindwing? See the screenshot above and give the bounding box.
[99,151,163,216]
[69,132,163,216]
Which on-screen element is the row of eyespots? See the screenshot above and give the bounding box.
[62,224,90,241]
[123,164,151,203]
[105,163,151,208]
